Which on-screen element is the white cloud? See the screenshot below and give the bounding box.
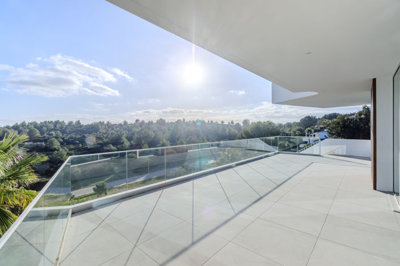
[0,54,134,97]
[229,90,246,96]
[125,102,363,123]
[110,68,134,81]
[137,98,161,105]
[83,82,120,96]
[0,64,14,71]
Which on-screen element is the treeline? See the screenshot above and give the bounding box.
[318,106,370,139]
[0,106,370,182]
[237,106,369,139]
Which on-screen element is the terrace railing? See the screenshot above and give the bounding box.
[0,136,321,265]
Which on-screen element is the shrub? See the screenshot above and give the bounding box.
[93,181,108,195]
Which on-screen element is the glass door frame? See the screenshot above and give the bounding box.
[393,64,400,204]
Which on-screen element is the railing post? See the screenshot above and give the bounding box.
[68,160,71,195]
[277,136,280,151]
[164,148,167,181]
[198,144,201,171]
[125,152,128,186]
[319,139,322,155]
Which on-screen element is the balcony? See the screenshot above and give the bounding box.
[0,137,398,265]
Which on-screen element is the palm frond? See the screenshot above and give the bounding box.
[0,133,29,177]
[0,133,46,235]
[0,188,37,208]
[1,153,47,187]
[0,207,17,236]
[0,133,28,154]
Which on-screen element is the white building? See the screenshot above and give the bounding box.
[109,0,400,195]
[1,1,400,265]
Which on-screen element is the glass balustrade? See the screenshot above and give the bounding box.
[0,135,322,265]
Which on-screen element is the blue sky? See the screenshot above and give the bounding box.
[0,0,361,126]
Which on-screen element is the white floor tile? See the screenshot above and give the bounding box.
[233,219,317,266]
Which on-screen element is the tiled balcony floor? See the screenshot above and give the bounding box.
[60,154,400,266]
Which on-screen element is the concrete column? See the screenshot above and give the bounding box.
[375,75,394,192]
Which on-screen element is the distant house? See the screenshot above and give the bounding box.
[309,129,329,143]
[314,129,329,140]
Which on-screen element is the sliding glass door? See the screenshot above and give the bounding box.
[394,67,400,202]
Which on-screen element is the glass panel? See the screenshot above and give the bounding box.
[166,145,195,180]
[69,152,127,204]
[299,137,321,155]
[131,148,165,186]
[198,143,217,171]
[0,211,60,266]
[260,136,279,151]
[0,159,72,266]
[277,136,301,152]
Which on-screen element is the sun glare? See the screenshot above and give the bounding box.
[182,63,204,85]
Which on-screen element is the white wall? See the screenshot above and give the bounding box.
[319,139,371,158]
[376,76,394,192]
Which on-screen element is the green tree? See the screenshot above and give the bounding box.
[50,149,68,163]
[104,144,117,152]
[237,121,280,139]
[320,113,340,121]
[46,138,61,150]
[141,143,149,149]
[159,139,170,147]
[325,106,370,139]
[27,128,40,140]
[116,135,130,150]
[290,126,304,136]
[299,116,318,129]
[0,133,46,235]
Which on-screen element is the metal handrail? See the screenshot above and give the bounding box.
[67,136,300,158]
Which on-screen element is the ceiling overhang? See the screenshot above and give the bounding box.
[108,0,400,107]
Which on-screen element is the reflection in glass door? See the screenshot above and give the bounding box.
[394,66,400,204]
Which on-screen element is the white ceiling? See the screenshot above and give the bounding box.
[108,0,400,107]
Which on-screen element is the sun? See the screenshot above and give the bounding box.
[182,63,204,85]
